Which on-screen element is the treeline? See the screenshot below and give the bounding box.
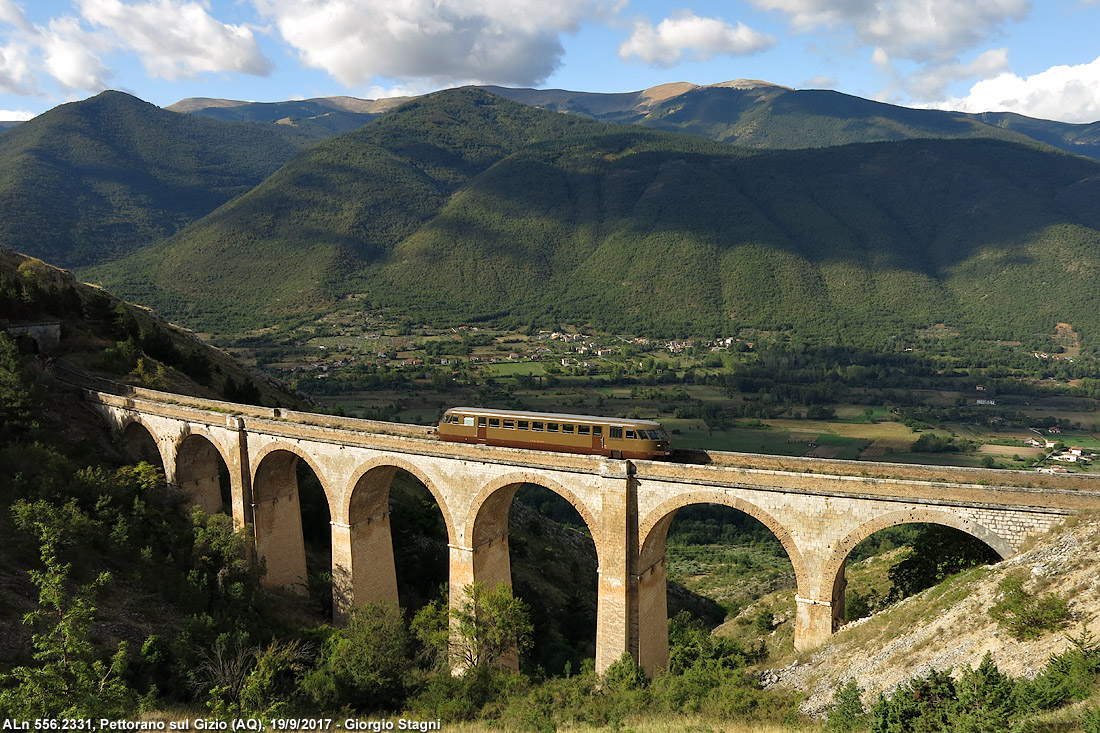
[829,639,1100,732]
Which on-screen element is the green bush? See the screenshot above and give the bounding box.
[988,572,1071,640]
[299,602,412,712]
[1082,705,1100,733]
[828,680,868,731]
[0,500,137,718]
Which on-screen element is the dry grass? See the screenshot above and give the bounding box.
[449,716,823,732]
[763,419,915,440]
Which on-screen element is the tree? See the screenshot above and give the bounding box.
[300,602,411,711]
[828,680,868,731]
[0,333,33,439]
[954,653,1015,732]
[0,500,135,717]
[414,582,533,672]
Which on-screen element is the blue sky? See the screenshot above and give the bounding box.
[2,0,1100,122]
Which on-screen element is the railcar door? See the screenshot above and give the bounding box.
[476,416,487,443]
[592,426,604,454]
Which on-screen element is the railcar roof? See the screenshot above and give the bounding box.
[444,406,662,428]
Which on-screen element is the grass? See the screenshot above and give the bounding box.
[486,361,548,376]
[449,717,823,732]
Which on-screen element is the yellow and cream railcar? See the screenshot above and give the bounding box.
[437,407,672,460]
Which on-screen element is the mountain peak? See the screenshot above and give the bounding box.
[704,79,788,91]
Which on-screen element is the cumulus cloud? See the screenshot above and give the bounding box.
[750,0,1029,63]
[0,40,33,94]
[41,15,112,91]
[0,0,33,33]
[933,55,1100,122]
[77,0,273,80]
[0,0,273,99]
[249,0,616,87]
[0,107,33,119]
[618,11,777,67]
[907,47,1010,99]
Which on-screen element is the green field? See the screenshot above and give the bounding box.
[484,361,548,376]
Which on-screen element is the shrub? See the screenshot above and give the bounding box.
[988,572,1071,640]
[828,680,868,731]
[299,602,412,712]
[0,500,136,718]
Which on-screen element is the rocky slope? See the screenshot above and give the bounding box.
[766,514,1100,715]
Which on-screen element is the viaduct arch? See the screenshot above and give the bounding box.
[86,386,1100,674]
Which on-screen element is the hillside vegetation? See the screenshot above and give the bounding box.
[86,88,1100,349]
[172,81,1100,161]
[0,91,311,268]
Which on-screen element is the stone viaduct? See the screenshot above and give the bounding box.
[85,386,1100,674]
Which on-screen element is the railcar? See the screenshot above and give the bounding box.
[437,407,672,460]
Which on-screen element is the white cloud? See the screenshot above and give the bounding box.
[907,47,1010,99]
[618,12,777,67]
[0,0,33,33]
[751,0,1029,62]
[0,107,33,119]
[804,74,836,88]
[0,40,33,94]
[933,55,1100,123]
[870,46,889,69]
[41,15,112,91]
[77,0,273,80]
[249,0,617,87]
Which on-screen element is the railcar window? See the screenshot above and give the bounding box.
[578,425,590,435]
[647,430,660,440]
[532,422,544,431]
[610,427,622,439]
[593,426,602,436]
[547,423,559,432]
[626,429,636,439]
[478,417,486,427]
[503,420,514,429]
[489,418,500,428]
[656,429,667,439]
[518,420,529,430]
[562,424,574,434]
[464,417,475,426]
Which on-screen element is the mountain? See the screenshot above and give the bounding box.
[164,95,413,138]
[971,110,1100,161]
[0,121,20,132]
[0,91,313,268]
[0,244,304,408]
[169,81,1100,162]
[84,89,617,331]
[87,88,1100,348]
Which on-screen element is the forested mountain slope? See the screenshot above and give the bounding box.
[84,89,620,330]
[0,91,312,268]
[171,81,1100,161]
[87,88,1100,349]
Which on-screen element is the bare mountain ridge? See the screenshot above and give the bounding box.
[166,79,784,121]
[164,79,1100,160]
